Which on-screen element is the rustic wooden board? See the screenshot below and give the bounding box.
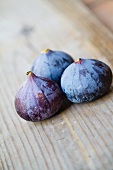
[0,0,113,170]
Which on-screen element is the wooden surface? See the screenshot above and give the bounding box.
[0,0,113,170]
[82,0,113,32]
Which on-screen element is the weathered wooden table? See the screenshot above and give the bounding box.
[0,0,113,170]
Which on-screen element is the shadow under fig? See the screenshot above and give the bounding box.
[51,95,72,119]
[60,95,72,112]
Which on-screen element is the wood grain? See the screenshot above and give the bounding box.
[0,0,113,170]
[82,0,113,32]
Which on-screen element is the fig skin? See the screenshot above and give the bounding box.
[61,58,112,103]
[15,72,63,121]
[31,49,74,83]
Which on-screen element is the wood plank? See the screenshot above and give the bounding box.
[92,1,113,32]
[82,0,108,7]
[82,0,113,32]
[0,0,113,170]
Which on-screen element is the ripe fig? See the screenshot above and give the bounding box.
[15,72,63,121]
[61,58,112,103]
[31,49,74,83]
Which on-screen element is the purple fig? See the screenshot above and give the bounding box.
[61,58,112,103]
[31,49,74,83]
[15,71,63,121]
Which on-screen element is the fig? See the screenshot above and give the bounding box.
[31,49,74,83]
[61,58,112,103]
[15,71,63,121]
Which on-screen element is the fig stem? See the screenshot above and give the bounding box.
[41,48,50,53]
[75,58,82,64]
[26,71,32,76]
